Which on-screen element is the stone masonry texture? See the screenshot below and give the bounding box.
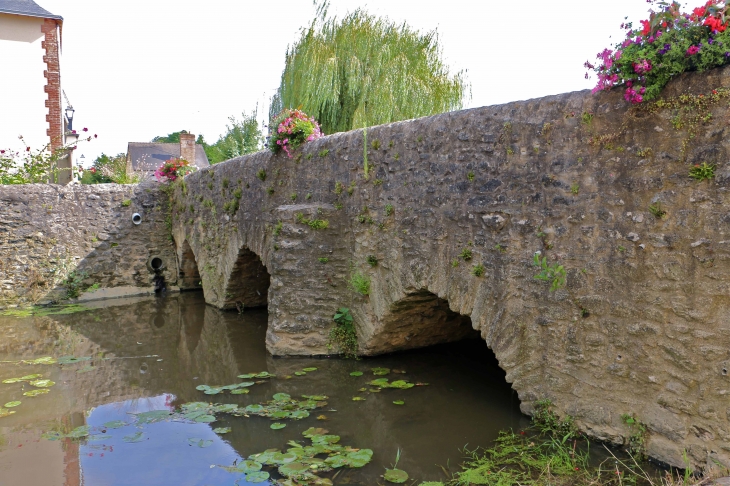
[168,67,730,471]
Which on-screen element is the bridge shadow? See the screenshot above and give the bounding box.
[221,246,270,310]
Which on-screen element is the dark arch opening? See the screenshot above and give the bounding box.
[364,289,481,355]
[178,241,202,290]
[222,247,271,310]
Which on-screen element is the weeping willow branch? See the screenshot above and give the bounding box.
[274,7,470,135]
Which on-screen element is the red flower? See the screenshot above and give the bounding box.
[640,19,651,36]
[82,127,88,132]
[704,16,726,32]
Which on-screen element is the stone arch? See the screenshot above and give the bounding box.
[178,240,202,290]
[221,246,270,310]
[359,289,480,356]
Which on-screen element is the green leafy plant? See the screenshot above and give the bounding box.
[334,202,343,210]
[570,182,579,195]
[384,204,394,216]
[349,272,370,295]
[493,244,506,253]
[581,111,593,124]
[318,257,329,263]
[273,221,283,236]
[347,181,356,195]
[532,399,578,438]
[305,193,312,199]
[268,109,323,158]
[636,147,653,158]
[319,149,329,158]
[334,181,344,195]
[266,187,275,195]
[233,188,242,199]
[366,255,378,267]
[451,258,460,268]
[373,179,383,185]
[64,271,90,300]
[689,161,715,181]
[533,254,566,291]
[621,413,648,458]
[649,201,666,219]
[256,169,266,181]
[371,139,381,150]
[121,199,131,207]
[467,171,475,182]
[459,248,472,261]
[328,307,358,358]
[471,264,485,277]
[290,192,297,201]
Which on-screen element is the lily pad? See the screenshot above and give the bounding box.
[384,468,409,483]
[23,389,50,397]
[270,423,287,430]
[24,357,56,365]
[0,408,16,418]
[230,388,249,394]
[279,461,309,477]
[371,367,390,376]
[389,380,415,390]
[302,367,318,372]
[352,397,365,401]
[194,414,216,423]
[294,371,306,376]
[133,410,172,424]
[76,365,95,374]
[29,379,55,388]
[213,427,231,434]
[273,393,291,401]
[301,395,328,401]
[188,438,213,448]
[303,427,328,438]
[123,431,144,443]
[20,374,43,380]
[66,426,90,439]
[254,371,275,379]
[289,410,310,419]
[4,401,21,408]
[393,400,405,405]
[238,460,263,473]
[349,371,363,377]
[245,471,270,483]
[2,378,24,384]
[245,404,265,414]
[103,420,128,429]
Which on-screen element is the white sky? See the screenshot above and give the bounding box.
[10,0,690,164]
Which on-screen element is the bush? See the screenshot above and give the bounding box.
[587,0,730,103]
[327,307,358,358]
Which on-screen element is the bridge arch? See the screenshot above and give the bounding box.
[177,240,202,291]
[359,288,480,356]
[220,245,270,310]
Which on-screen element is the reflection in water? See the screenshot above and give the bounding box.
[0,292,526,485]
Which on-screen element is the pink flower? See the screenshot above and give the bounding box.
[686,45,701,55]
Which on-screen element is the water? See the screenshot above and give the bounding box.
[0,292,527,486]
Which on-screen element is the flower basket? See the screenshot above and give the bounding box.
[268,109,323,158]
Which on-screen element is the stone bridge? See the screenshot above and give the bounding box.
[168,68,730,470]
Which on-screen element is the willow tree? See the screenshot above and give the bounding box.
[272,7,469,134]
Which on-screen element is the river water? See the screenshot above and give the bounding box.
[0,292,527,486]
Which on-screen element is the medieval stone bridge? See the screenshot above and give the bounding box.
[166,68,730,470]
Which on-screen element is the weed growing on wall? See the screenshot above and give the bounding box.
[327,307,358,358]
[349,272,370,295]
[621,413,648,458]
[689,161,715,180]
[649,202,666,219]
[533,254,566,291]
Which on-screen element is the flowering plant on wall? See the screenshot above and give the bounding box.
[586,0,730,103]
[154,158,194,183]
[268,109,323,158]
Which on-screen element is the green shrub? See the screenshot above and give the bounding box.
[349,272,370,295]
[327,307,358,358]
[471,264,485,277]
[533,254,566,291]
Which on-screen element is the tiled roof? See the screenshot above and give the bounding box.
[0,0,62,20]
[127,143,210,173]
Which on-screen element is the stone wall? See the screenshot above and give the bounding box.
[170,66,730,470]
[0,182,177,306]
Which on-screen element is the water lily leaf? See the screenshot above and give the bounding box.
[20,374,43,380]
[213,427,231,434]
[24,357,56,365]
[371,367,390,376]
[23,389,50,397]
[389,380,415,390]
[212,404,238,413]
[279,462,309,477]
[249,449,281,465]
[237,373,255,379]
[230,388,249,394]
[195,385,209,391]
[294,371,306,376]
[271,422,286,430]
[393,400,405,405]
[4,401,21,408]
[271,411,289,419]
[67,425,90,439]
[245,471,270,483]
[254,372,274,379]
[181,402,209,412]
[303,427,328,438]
[245,404,265,414]
[349,371,363,377]
[203,387,224,395]
[233,381,255,388]
[188,438,213,448]
[370,378,389,386]
[29,379,55,388]
[317,415,327,420]
[289,410,309,419]
[57,356,92,365]
[273,393,291,401]
[2,378,23,384]
[272,452,298,464]
[133,410,171,424]
[0,408,16,418]
[392,369,407,374]
[302,367,318,372]
[238,460,263,473]
[369,388,381,393]
[103,420,128,429]
[348,449,373,463]
[311,434,340,445]
[384,468,409,483]
[352,397,365,401]
[301,395,328,401]
[195,414,216,423]
[123,431,144,443]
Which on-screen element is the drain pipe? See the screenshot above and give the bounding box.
[147,256,166,293]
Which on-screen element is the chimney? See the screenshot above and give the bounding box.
[179,132,196,165]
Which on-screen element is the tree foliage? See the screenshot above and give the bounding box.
[271,4,469,134]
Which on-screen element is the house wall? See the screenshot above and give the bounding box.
[0,13,51,151]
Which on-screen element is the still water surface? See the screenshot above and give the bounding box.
[0,292,527,485]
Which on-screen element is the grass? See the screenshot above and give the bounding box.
[256,169,266,181]
[385,204,394,216]
[649,202,666,219]
[349,272,370,295]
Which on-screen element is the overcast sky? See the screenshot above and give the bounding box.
[27,0,683,164]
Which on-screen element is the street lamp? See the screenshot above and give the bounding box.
[65,105,75,131]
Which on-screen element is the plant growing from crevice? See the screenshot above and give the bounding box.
[570,182,579,195]
[533,254,566,291]
[349,272,370,295]
[233,188,242,199]
[290,192,297,201]
[384,204,394,216]
[371,139,381,150]
[272,221,283,236]
[256,169,266,181]
[471,264,485,277]
[451,258,459,268]
[467,171,475,182]
[533,399,578,438]
[319,149,329,158]
[689,162,715,181]
[334,181,344,195]
[621,413,647,458]
[327,307,358,359]
[318,257,329,263]
[305,193,312,199]
[649,202,666,219]
[347,181,356,196]
[459,248,472,261]
[366,255,378,267]
[121,199,131,207]
[64,271,90,300]
[295,212,329,229]
[267,187,275,195]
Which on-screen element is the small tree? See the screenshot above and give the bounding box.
[205,110,264,163]
[271,3,469,134]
